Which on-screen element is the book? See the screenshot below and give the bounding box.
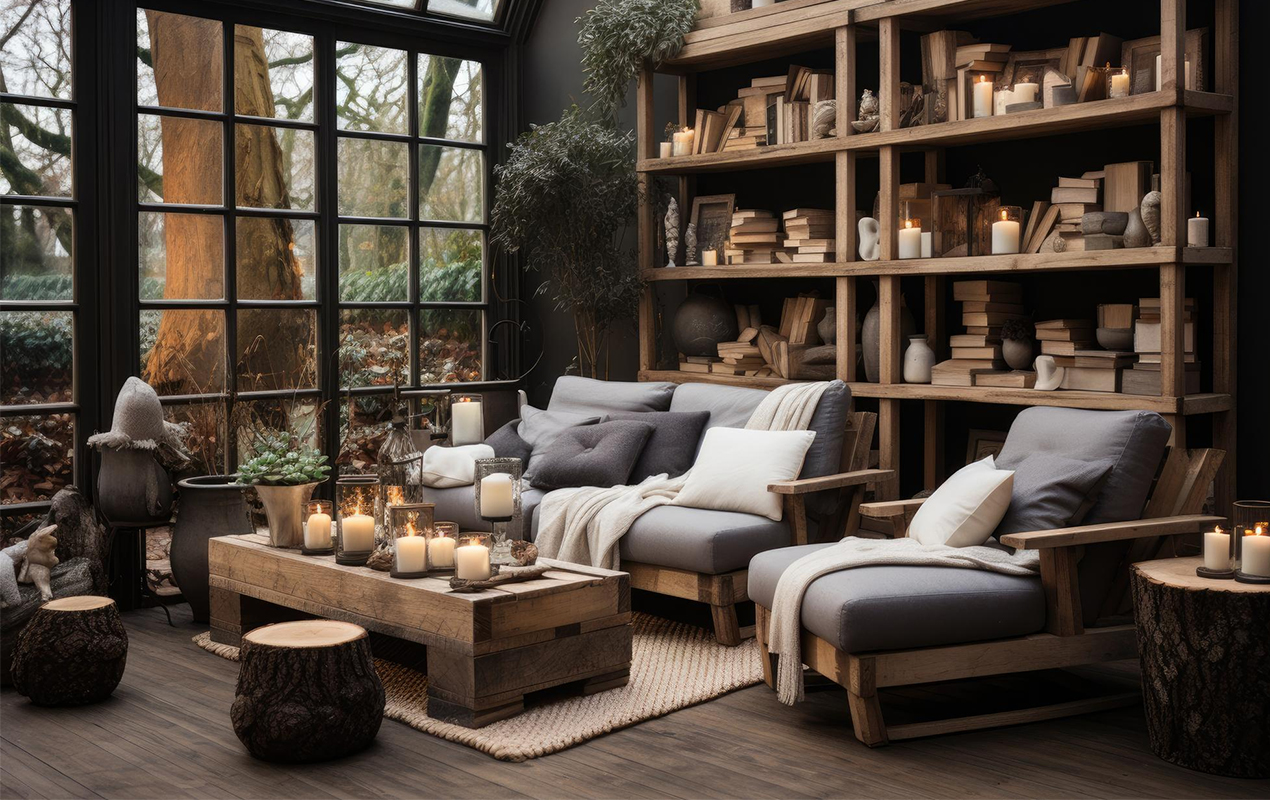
[1021,200,1050,252]
[1122,364,1200,396]
[751,75,786,88]
[1097,304,1137,329]
[931,359,1002,387]
[1058,176,1102,189]
[783,208,834,220]
[952,280,1022,302]
[1059,367,1121,392]
[951,345,1003,360]
[1134,320,1196,353]
[678,361,712,373]
[1026,205,1061,253]
[963,312,1018,327]
[1056,203,1101,222]
[1102,160,1153,214]
[1040,340,1094,356]
[791,253,834,263]
[731,232,785,245]
[973,370,1036,389]
[712,104,744,153]
[1050,186,1100,204]
[1072,350,1137,368]
[732,209,774,220]
[950,333,1001,347]
[959,59,1007,72]
[1035,328,1093,342]
[959,301,1027,314]
[1035,318,1095,330]
[731,219,780,233]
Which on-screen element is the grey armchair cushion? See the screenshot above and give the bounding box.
[485,419,532,463]
[518,405,603,480]
[528,420,655,491]
[608,411,710,481]
[748,544,1046,653]
[994,454,1115,538]
[547,376,676,415]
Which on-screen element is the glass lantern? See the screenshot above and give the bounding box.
[402,388,452,447]
[335,474,379,565]
[300,499,334,555]
[473,457,523,566]
[429,521,461,573]
[387,502,435,578]
[450,393,484,446]
[377,426,422,539]
[932,171,1000,258]
[1233,500,1270,584]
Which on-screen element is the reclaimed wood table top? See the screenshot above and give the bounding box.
[208,534,630,657]
[1134,556,1270,593]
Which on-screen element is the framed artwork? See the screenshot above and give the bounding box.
[690,194,737,254]
[966,429,1008,464]
[1000,48,1067,89]
[1120,28,1208,95]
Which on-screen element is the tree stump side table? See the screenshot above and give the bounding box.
[1131,557,1270,778]
[11,596,128,706]
[231,620,385,763]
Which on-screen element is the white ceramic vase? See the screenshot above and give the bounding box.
[902,336,935,383]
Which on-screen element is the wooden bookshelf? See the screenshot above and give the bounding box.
[635,0,1238,507]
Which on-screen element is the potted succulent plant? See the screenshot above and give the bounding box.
[1001,317,1036,371]
[235,433,332,548]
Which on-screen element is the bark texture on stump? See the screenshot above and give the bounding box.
[231,620,384,763]
[1132,561,1270,778]
[11,596,128,706]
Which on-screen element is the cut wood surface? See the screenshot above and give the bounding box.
[243,620,365,649]
[43,596,114,612]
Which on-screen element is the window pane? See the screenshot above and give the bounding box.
[137,10,222,112]
[235,309,317,392]
[139,211,224,300]
[419,145,482,223]
[140,309,226,395]
[1,413,74,504]
[419,308,481,384]
[335,43,407,134]
[429,0,499,23]
[338,394,391,470]
[234,26,315,123]
[138,114,223,205]
[338,138,407,218]
[418,55,482,144]
[419,228,481,302]
[339,308,408,388]
[1,310,73,405]
[0,0,72,100]
[0,103,72,197]
[164,401,225,477]
[1,205,72,300]
[234,397,321,463]
[237,217,315,300]
[338,224,407,302]
[235,124,314,211]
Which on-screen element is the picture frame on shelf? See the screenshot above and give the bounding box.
[966,429,1008,465]
[999,48,1067,91]
[1120,28,1208,95]
[691,194,737,257]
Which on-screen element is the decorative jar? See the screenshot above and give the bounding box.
[300,499,334,554]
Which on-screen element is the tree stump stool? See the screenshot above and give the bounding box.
[1131,558,1270,778]
[231,620,384,762]
[11,596,128,706]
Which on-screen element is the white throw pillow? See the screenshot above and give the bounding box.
[673,427,816,521]
[420,444,494,488]
[909,456,1015,548]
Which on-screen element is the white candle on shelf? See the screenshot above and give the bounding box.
[1244,527,1270,578]
[480,472,514,518]
[1187,212,1209,247]
[991,209,1021,255]
[659,141,672,159]
[451,397,483,445]
[430,534,456,568]
[395,530,427,573]
[1203,527,1230,571]
[972,75,993,118]
[993,86,1011,116]
[341,511,375,553]
[920,232,933,258]
[701,250,718,266]
[456,539,491,580]
[304,512,332,550]
[672,129,694,156]
[1109,69,1130,98]
[898,220,922,259]
[1012,81,1038,104]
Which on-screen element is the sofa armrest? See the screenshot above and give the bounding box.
[1000,514,1224,550]
[859,498,926,520]
[768,469,892,495]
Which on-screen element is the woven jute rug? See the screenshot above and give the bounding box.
[195,612,762,761]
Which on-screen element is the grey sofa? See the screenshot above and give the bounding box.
[422,376,884,645]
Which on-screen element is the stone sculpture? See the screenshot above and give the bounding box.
[858,217,881,261]
[1140,190,1162,244]
[684,222,698,265]
[664,196,680,268]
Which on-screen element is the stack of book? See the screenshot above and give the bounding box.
[713,340,766,375]
[1026,171,1104,253]
[778,209,836,264]
[778,294,831,346]
[931,280,1018,387]
[726,209,785,265]
[1054,349,1136,392]
[952,42,1010,121]
[1036,318,1096,357]
[687,104,744,155]
[1124,296,1199,395]
[722,126,767,152]
[785,65,834,105]
[678,355,719,374]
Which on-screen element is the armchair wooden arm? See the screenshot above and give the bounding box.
[1000,515,1224,550]
[775,469,894,548]
[858,498,926,538]
[768,469,892,495]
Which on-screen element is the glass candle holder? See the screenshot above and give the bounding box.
[300,499,334,554]
[335,474,379,565]
[898,217,923,259]
[450,393,484,446]
[1107,66,1131,98]
[1234,500,1270,583]
[429,521,461,572]
[991,206,1023,254]
[387,502,435,578]
[403,388,452,445]
[473,458,523,566]
[455,532,493,581]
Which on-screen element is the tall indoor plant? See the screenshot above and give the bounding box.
[235,432,331,548]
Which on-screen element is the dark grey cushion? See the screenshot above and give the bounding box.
[608,411,710,481]
[528,421,655,491]
[547,376,676,415]
[748,544,1047,653]
[518,405,603,481]
[422,484,545,542]
[994,454,1114,538]
[485,419,532,463]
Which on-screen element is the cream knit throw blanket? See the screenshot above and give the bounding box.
[535,381,832,570]
[767,536,1041,704]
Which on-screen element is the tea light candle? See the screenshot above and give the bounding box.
[1187,212,1209,247]
[456,538,491,580]
[451,396,483,445]
[672,128,694,156]
[972,75,993,118]
[1109,69,1130,98]
[920,231,932,258]
[1244,526,1270,578]
[479,472,514,518]
[898,219,922,259]
[1012,81,1038,104]
[659,141,672,158]
[304,511,332,550]
[701,249,718,266]
[1203,527,1230,571]
[991,209,1021,254]
[341,511,375,553]
[430,534,456,568]
[395,531,427,573]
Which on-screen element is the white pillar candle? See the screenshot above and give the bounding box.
[304,512,331,550]
[480,472,514,518]
[1012,82,1038,104]
[1187,212,1209,247]
[898,221,922,259]
[451,398,483,445]
[991,211,1021,255]
[993,87,1011,116]
[341,513,375,553]
[430,534,456,568]
[659,141,672,159]
[1155,55,1192,91]
[456,540,491,580]
[1203,529,1230,571]
[395,535,427,573]
[920,231,932,258]
[1244,530,1270,578]
[1109,70,1130,98]
[701,250,718,266]
[972,75,993,118]
[672,129,694,156]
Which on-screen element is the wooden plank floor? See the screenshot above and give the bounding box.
[3,603,1267,800]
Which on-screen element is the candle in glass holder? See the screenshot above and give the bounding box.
[672,128,694,156]
[972,75,994,118]
[341,507,375,553]
[394,522,427,573]
[701,249,718,266]
[304,510,332,550]
[479,472,515,518]
[1244,525,1270,578]
[1203,526,1230,571]
[451,395,483,445]
[456,538,491,580]
[898,219,922,259]
[1109,69,1130,98]
[992,208,1021,254]
[430,532,456,568]
[1187,212,1209,247]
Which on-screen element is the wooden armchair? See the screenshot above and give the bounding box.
[755,445,1225,745]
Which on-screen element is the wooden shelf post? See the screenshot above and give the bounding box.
[1212,0,1238,513]
[637,66,657,371]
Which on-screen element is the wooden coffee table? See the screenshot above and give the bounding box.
[207,534,632,727]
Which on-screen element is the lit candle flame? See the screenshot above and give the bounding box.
[1213,525,1225,535]
[979,75,988,84]
[406,519,418,537]
[1001,209,1008,221]
[904,219,913,229]
[1256,523,1267,537]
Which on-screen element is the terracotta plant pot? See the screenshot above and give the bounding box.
[170,475,252,623]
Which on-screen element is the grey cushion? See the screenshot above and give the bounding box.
[518,405,603,481]
[995,408,1171,626]
[669,382,767,432]
[995,453,1114,538]
[748,544,1047,653]
[485,419,532,463]
[423,484,544,541]
[547,376,676,416]
[529,421,655,491]
[608,411,710,481]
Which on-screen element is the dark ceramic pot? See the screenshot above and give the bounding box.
[96,449,174,524]
[170,475,252,623]
[672,293,739,357]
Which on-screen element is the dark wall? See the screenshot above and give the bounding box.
[520,0,1268,496]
